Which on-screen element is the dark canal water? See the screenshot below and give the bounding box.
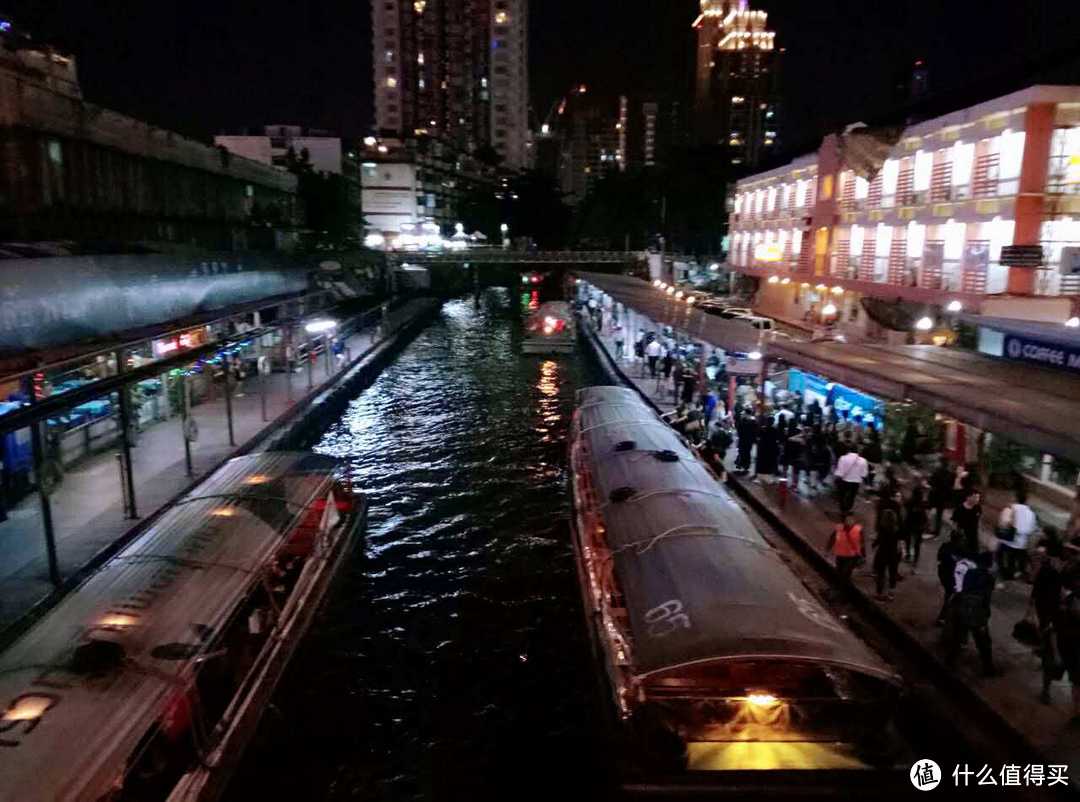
[230,290,611,802]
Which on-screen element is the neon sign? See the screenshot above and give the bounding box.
[155,333,197,356]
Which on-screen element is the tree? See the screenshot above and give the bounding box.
[282,146,359,249]
[570,146,730,255]
[458,169,571,248]
[505,170,571,248]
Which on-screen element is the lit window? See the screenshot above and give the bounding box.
[913,150,933,192]
[386,76,397,88]
[820,174,834,200]
[414,0,426,12]
[495,10,509,23]
[385,50,394,63]
[418,52,424,65]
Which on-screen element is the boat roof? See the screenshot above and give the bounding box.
[0,452,344,802]
[573,386,898,685]
[528,301,573,322]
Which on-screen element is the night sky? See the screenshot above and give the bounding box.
[8,1,1080,156]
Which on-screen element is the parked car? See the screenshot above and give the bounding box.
[734,314,775,332]
[717,306,754,319]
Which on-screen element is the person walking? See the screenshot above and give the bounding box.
[903,480,930,570]
[701,387,718,431]
[703,422,734,474]
[861,425,883,490]
[1054,569,1080,717]
[874,490,903,600]
[734,413,758,474]
[808,426,833,495]
[952,489,983,554]
[996,487,1037,583]
[928,459,954,537]
[827,513,865,583]
[754,418,780,482]
[786,425,808,493]
[680,370,696,407]
[936,529,967,625]
[833,445,869,514]
[671,360,684,402]
[661,348,674,382]
[945,550,998,676]
[614,325,625,359]
[645,337,662,378]
[1033,535,1065,704]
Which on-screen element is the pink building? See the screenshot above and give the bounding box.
[728,85,1080,340]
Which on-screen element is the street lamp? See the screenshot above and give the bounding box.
[1067,317,1080,328]
[822,302,838,317]
[946,300,963,313]
[915,316,934,331]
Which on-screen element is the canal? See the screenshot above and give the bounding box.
[229,289,611,801]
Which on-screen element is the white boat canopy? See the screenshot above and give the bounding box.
[0,452,344,802]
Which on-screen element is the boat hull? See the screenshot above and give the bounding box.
[166,501,368,802]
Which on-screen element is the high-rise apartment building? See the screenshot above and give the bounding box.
[371,0,529,169]
[693,0,781,167]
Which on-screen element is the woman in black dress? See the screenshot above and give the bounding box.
[754,418,780,480]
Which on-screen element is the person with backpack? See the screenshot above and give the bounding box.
[996,487,1037,583]
[827,513,865,584]
[945,550,998,676]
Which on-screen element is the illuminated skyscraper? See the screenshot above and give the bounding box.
[693,0,781,166]
[371,0,529,169]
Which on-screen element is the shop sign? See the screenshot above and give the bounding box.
[1003,335,1080,374]
[726,356,762,376]
[153,332,198,357]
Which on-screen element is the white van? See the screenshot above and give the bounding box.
[736,314,774,332]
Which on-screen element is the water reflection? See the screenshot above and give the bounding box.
[230,290,605,802]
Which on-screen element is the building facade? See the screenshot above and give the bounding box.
[554,90,623,205]
[371,0,529,170]
[693,0,781,167]
[360,137,496,238]
[0,20,298,250]
[728,86,1080,338]
[215,125,344,175]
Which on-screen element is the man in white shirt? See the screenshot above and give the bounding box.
[834,445,868,513]
[996,488,1037,581]
[644,338,662,378]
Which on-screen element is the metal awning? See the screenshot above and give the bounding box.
[575,271,761,355]
[766,339,1080,462]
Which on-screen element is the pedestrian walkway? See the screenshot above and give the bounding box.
[584,315,1080,778]
[0,301,431,633]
